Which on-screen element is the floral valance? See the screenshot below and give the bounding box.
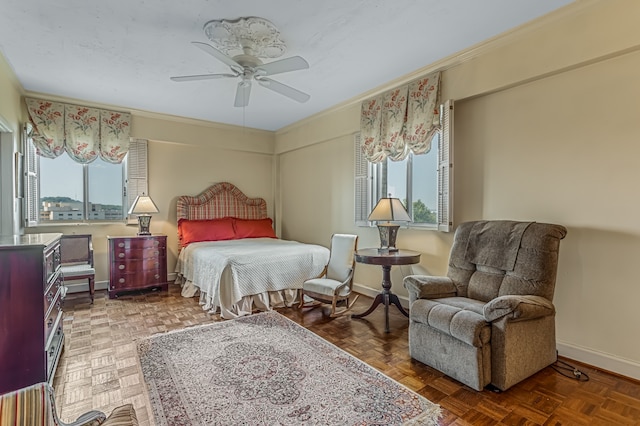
[360,71,440,163]
[26,98,131,164]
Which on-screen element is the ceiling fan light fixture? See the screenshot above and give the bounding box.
[171,16,310,107]
[203,17,286,59]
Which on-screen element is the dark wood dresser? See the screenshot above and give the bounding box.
[107,234,168,299]
[0,233,64,394]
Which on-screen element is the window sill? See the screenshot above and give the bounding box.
[27,221,130,228]
[357,223,439,230]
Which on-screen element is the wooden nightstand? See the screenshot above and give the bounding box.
[107,234,168,299]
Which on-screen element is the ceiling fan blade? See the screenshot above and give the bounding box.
[257,56,309,76]
[170,73,237,82]
[192,41,243,72]
[234,81,252,107]
[257,77,310,103]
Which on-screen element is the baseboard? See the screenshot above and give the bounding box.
[65,272,178,294]
[556,341,640,381]
[353,283,638,382]
[65,280,639,382]
[353,282,410,310]
[64,280,108,293]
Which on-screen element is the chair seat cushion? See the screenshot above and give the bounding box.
[102,403,138,426]
[303,278,350,297]
[410,298,491,347]
[61,264,95,277]
[433,296,485,316]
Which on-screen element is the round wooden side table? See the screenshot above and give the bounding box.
[351,248,421,333]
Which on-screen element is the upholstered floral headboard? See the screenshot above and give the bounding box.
[176,182,269,248]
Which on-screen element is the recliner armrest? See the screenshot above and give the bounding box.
[483,295,555,322]
[403,275,457,304]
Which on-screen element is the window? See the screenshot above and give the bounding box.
[24,138,148,226]
[355,100,453,231]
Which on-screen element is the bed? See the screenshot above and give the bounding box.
[174,182,330,319]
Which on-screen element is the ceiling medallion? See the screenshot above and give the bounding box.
[203,17,286,59]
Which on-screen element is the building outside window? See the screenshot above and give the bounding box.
[24,137,148,226]
[38,153,124,222]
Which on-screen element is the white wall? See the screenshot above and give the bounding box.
[0,53,24,235]
[275,0,640,379]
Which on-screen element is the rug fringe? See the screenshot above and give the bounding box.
[403,404,442,426]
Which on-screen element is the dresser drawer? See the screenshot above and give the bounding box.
[113,257,163,272]
[44,289,62,346]
[112,247,164,261]
[44,242,61,286]
[111,270,165,289]
[112,237,165,250]
[45,324,64,381]
[43,273,62,315]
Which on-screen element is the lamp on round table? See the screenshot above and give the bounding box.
[368,197,412,253]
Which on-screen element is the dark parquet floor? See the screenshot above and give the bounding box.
[54,285,640,425]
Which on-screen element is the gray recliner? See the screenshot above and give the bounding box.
[403,220,567,391]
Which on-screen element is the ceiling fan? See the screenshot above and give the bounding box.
[171,17,310,108]
[171,42,309,107]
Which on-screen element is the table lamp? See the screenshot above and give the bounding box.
[128,193,159,235]
[368,197,412,253]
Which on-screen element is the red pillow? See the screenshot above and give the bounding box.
[233,218,277,239]
[178,217,236,247]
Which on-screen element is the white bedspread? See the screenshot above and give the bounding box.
[175,238,329,318]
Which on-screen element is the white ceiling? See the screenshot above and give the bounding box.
[0,0,574,131]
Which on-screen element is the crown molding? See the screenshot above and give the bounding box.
[277,0,594,136]
[23,90,273,136]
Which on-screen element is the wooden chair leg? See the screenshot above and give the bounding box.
[89,277,95,304]
[329,294,360,317]
[330,297,338,317]
[299,291,325,311]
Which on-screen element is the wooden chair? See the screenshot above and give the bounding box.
[60,234,95,303]
[0,382,138,425]
[299,234,359,317]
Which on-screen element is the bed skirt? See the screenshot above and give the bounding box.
[176,275,300,319]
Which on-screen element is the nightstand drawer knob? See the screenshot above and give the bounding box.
[119,278,125,283]
[119,265,125,270]
[155,274,160,279]
[118,242,125,248]
[118,253,125,258]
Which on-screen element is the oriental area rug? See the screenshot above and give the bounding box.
[137,311,441,425]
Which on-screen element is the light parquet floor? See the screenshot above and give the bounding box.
[54,285,640,425]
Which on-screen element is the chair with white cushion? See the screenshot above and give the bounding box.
[299,234,358,317]
[0,382,138,426]
[60,234,96,303]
